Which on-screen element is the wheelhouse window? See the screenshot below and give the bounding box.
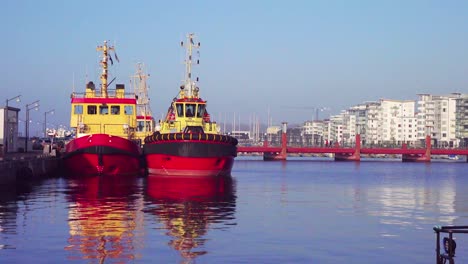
[176,103,184,117]
[87,105,97,115]
[124,105,134,115]
[137,121,145,132]
[74,105,83,114]
[136,121,153,132]
[186,104,196,117]
[111,105,120,115]
[99,105,109,115]
[197,104,206,118]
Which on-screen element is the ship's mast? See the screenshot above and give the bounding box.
[96,41,116,98]
[181,33,200,99]
[131,63,152,116]
[131,63,152,133]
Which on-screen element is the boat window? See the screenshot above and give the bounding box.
[137,121,145,132]
[111,105,120,115]
[197,104,205,118]
[136,120,154,132]
[124,105,133,115]
[176,103,184,117]
[99,105,109,115]
[186,104,196,117]
[74,105,83,114]
[183,126,204,134]
[87,105,97,115]
[146,121,153,132]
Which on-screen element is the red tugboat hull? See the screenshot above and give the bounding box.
[145,154,234,177]
[63,134,141,176]
[143,139,237,177]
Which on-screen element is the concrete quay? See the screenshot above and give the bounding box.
[0,150,61,186]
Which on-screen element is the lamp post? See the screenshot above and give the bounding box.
[4,95,21,153]
[25,100,40,152]
[44,109,54,138]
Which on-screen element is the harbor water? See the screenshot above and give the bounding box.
[1,157,468,263]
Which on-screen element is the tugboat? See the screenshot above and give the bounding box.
[143,33,238,177]
[63,41,141,176]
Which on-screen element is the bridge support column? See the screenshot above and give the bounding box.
[335,134,361,161]
[402,135,431,162]
[263,122,287,161]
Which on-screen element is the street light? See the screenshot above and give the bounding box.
[44,109,54,137]
[25,100,40,152]
[4,95,21,153]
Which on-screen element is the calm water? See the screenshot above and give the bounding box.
[1,157,468,263]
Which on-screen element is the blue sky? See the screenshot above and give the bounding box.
[2,0,468,135]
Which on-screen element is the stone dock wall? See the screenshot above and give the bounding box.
[0,152,61,186]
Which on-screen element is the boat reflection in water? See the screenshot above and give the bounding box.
[145,175,237,261]
[64,176,144,262]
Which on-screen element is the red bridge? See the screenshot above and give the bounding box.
[237,134,468,162]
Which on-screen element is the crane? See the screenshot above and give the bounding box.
[281,106,331,121]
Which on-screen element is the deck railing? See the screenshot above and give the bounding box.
[433,225,468,264]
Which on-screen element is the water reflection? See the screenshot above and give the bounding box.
[364,170,460,229]
[64,176,144,262]
[145,175,237,262]
[0,183,35,249]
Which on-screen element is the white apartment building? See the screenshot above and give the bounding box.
[378,99,417,145]
[455,94,468,146]
[302,120,325,135]
[328,113,345,145]
[364,102,381,145]
[341,111,356,145]
[348,104,367,136]
[302,120,326,145]
[327,111,357,145]
[294,93,467,148]
[344,100,417,145]
[417,94,458,147]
